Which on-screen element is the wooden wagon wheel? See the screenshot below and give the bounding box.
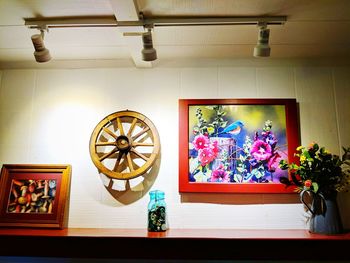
[89,110,160,180]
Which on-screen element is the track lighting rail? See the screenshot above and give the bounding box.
[24,15,287,29]
[144,16,286,26]
[25,15,286,63]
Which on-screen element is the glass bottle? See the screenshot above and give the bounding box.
[147,190,167,232]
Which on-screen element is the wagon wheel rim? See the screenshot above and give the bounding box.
[89,111,160,180]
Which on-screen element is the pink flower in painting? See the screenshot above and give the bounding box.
[198,148,215,166]
[211,164,229,182]
[267,152,281,172]
[192,134,209,150]
[250,140,272,161]
[210,140,219,158]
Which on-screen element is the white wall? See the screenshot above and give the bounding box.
[0,60,349,229]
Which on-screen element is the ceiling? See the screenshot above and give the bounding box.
[0,0,350,67]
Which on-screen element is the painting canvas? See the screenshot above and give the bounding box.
[179,99,299,193]
[7,178,57,214]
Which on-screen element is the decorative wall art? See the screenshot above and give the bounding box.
[179,99,299,193]
[89,110,160,192]
[0,164,72,228]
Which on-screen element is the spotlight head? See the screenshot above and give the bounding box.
[31,33,51,63]
[141,31,157,61]
[253,24,270,57]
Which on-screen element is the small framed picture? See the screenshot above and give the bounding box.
[0,164,72,228]
[179,99,300,193]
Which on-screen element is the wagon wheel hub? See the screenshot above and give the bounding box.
[116,135,131,152]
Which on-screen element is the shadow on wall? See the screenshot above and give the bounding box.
[102,155,161,205]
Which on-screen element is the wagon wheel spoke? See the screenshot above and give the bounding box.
[132,142,154,147]
[113,152,123,172]
[116,158,128,173]
[132,127,150,141]
[96,142,117,146]
[103,127,118,139]
[127,117,138,137]
[136,134,151,144]
[129,154,141,170]
[131,148,150,161]
[126,152,134,172]
[99,148,119,162]
[116,117,125,136]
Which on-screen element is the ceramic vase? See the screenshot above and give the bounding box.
[300,190,343,235]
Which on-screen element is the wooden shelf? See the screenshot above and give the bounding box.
[0,228,349,260]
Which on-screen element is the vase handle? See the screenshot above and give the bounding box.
[300,190,315,215]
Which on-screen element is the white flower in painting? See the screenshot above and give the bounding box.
[194,171,210,182]
[189,157,199,174]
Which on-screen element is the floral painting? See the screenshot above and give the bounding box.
[188,104,288,184]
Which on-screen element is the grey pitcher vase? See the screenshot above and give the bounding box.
[300,190,343,235]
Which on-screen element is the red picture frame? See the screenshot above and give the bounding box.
[179,99,299,193]
[0,164,72,228]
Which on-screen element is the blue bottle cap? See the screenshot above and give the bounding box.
[149,190,165,200]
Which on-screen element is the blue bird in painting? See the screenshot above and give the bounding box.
[218,120,244,136]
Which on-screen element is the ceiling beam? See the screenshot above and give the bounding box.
[109,0,152,68]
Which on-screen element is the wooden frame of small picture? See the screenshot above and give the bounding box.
[0,164,72,228]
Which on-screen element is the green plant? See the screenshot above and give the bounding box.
[193,106,227,136]
[279,143,350,196]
